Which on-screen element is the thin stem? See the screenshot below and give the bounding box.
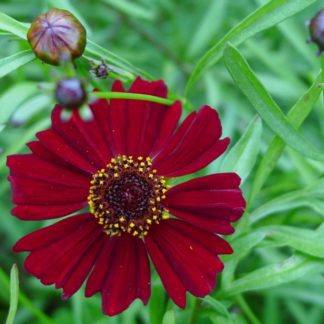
[6,265,19,324]
[93,91,176,106]
[236,294,261,324]
[0,267,54,324]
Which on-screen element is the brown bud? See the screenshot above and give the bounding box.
[27,8,86,65]
[55,78,87,109]
[309,9,324,55]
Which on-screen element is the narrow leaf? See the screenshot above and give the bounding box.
[0,12,29,39]
[264,225,324,259]
[102,0,156,20]
[249,73,322,201]
[224,255,323,296]
[202,296,231,319]
[0,50,34,78]
[250,178,324,223]
[0,82,39,124]
[220,115,262,182]
[224,44,324,162]
[185,0,318,94]
[222,231,266,288]
[5,264,19,324]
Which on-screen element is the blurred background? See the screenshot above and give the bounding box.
[0,0,323,323]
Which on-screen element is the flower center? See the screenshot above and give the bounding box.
[88,155,169,237]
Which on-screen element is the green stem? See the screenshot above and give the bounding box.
[93,91,175,106]
[6,265,19,324]
[0,267,54,324]
[236,294,261,324]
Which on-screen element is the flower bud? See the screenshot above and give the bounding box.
[55,78,87,109]
[91,59,109,79]
[309,9,324,55]
[27,8,86,65]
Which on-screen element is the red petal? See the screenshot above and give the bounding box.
[153,106,229,177]
[61,233,106,299]
[12,203,87,220]
[27,141,75,170]
[7,154,90,187]
[123,77,168,157]
[86,234,151,316]
[164,174,245,234]
[9,175,88,205]
[85,237,118,297]
[145,232,186,308]
[14,214,103,296]
[108,80,127,155]
[92,77,180,158]
[89,95,116,156]
[51,106,111,168]
[36,128,97,174]
[13,213,94,252]
[146,220,225,303]
[101,234,151,315]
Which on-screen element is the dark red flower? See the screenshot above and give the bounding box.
[7,77,245,316]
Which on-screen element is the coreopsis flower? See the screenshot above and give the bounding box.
[27,8,86,65]
[7,77,245,316]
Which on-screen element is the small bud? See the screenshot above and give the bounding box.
[90,60,109,79]
[27,8,86,65]
[55,78,87,109]
[309,9,324,55]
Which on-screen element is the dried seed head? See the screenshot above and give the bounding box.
[27,8,87,65]
[55,78,87,109]
[309,9,324,55]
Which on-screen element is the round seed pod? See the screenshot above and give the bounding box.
[309,9,324,55]
[27,8,87,65]
[55,78,87,109]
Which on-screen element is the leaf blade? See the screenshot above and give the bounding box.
[185,0,318,94]
[0,50,35,78]
[223,43,324,162]
[220,115,262,183]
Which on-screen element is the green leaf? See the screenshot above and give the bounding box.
[0,82,39,125]
[149,284,167,324]
[222,231,266,288]
[0,50,35,78]
[187,0,227,58]
[102,0,156,20]
[202,296,231,319]
[5,264,19,324]
[224,43,324,162]
[250,178,324,223]
[162,310,175,324]
[249,73,322,202]
[224,255,323,296]
[185,0,318,94]
[220,115,262,182]
[263,225,324,259]
[11,94,53,124]
[0,12,29,39]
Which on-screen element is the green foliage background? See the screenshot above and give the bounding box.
[0,0,324,323]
